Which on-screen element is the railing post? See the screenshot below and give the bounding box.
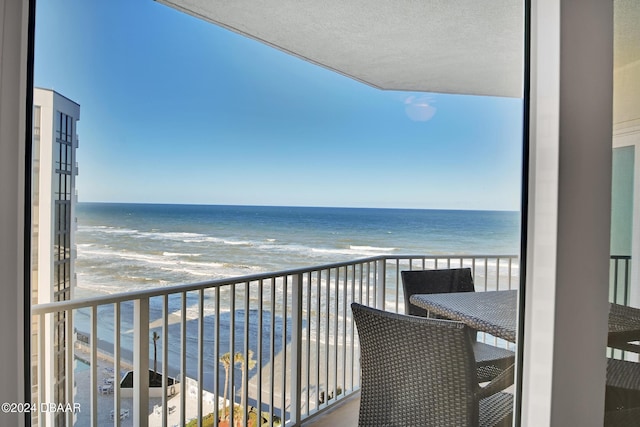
[65,309,74,426]
[161,296,169,427]
[37,314,47,427]
[113,303,121,427]
[134,298,149,427]
[179,292,187,427]
[90,307,98,427]
[376,259,386,310]
[197,290,204,425]
[290,273,304,426]
[624,257,631,305]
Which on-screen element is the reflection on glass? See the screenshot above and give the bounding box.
[605,1,640,423]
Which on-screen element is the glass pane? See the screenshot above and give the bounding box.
[33,1,525,425]
[606,0,640,421]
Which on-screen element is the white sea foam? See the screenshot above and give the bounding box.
[349,245,396,252]
[116,252,166,263]
[162,252,202,257]
[152,259,228,279]
[223,240,252,246]
[75,279,130,296]
[181,236,223,243]
[78,241,269,290]
[87,226,139,235]
[79,246,224,277]
[312,245,395,257]
[76,247,122,259]
[311,248,357,255]
[77,225,108,231]
[153,231,204,239]
[257,242,307,252]
[160,266,219,277]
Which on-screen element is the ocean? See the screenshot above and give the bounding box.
[71,203,521,401]
[75,202,520,297]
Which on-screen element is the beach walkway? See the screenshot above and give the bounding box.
[73,343,217,426]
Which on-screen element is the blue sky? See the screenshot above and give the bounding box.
[35,0,524,210]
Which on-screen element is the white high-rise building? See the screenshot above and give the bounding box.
[32,88,80,427]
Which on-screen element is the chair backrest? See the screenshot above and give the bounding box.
[351,303,479,427]
[401,268,475,316]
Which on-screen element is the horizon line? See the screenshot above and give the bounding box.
[76,200,520,213]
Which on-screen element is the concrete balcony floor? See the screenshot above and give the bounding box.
[301,392,360,427]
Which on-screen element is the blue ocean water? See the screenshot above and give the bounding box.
[75,202,520,296]
[72,203,520,399]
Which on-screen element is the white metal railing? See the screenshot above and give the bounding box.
[31,254,519,427]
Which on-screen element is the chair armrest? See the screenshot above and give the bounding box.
[477,363,515,400]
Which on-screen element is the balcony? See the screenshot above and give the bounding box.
[32,254,636,426]
[32,254,631,426]
[32,254,521,426]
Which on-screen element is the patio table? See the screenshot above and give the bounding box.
[410,289,640,411]
[409,289,640,352]
[608,303,640,353]
[410,290,518,342]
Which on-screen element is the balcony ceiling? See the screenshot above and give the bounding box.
[157,0,524,98]
[157,0,640,98]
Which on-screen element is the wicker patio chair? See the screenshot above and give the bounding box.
[605,358,640,424]
[401,268,515,383]
[351,303,513,427]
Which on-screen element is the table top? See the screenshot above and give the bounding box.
[410,290,640,351]
[410,290,518,342]
[608,302,640,352]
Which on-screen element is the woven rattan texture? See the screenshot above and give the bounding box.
[352,303,512,427]
[401,269,515,383]
[410,290,518,342]
[607,358,640,391]
[401,268,475,317]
